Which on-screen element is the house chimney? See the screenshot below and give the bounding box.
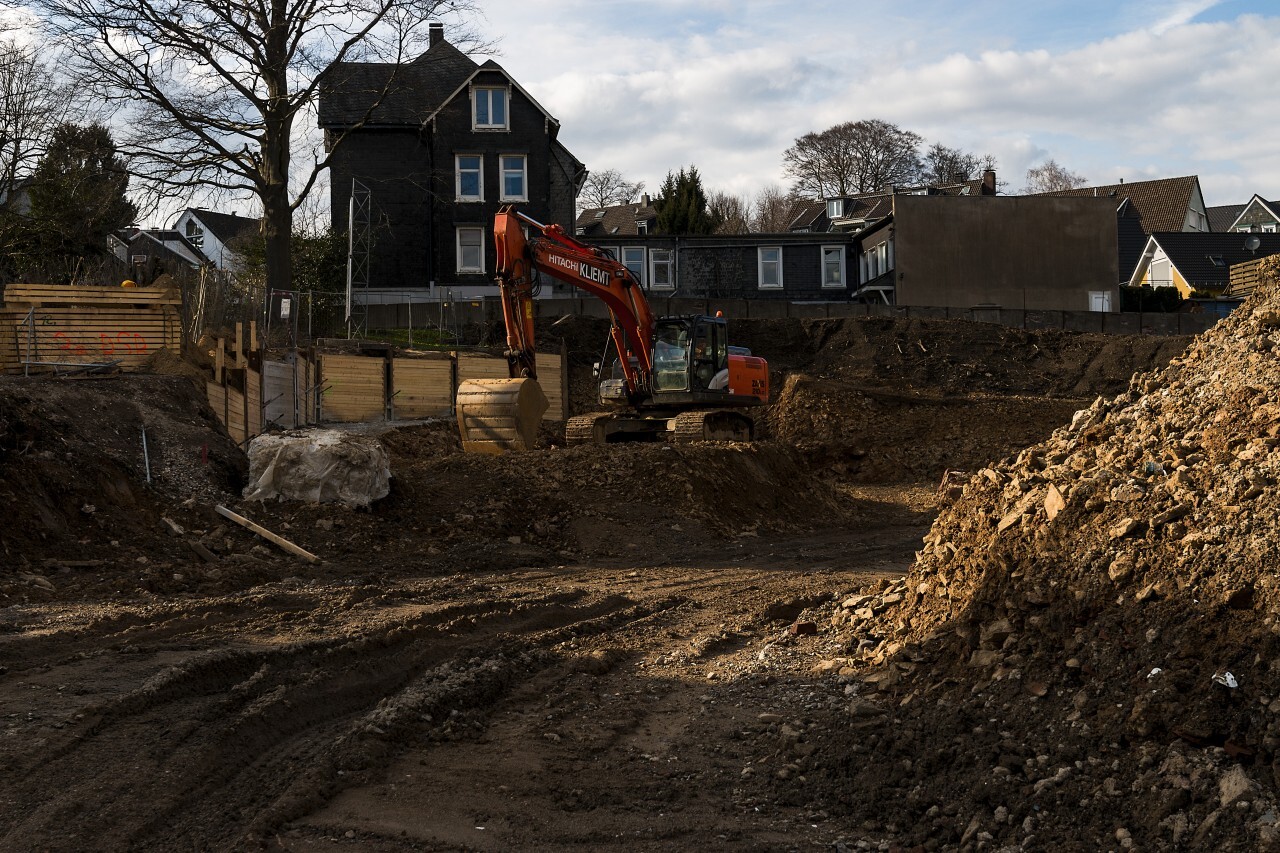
[429,22,444,46]
[641,193,651,207]
[982,169,996,195]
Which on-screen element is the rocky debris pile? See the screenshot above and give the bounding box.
[793,281,1280,847]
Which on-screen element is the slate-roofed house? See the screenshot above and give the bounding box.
[575,195,657,237]
[108,228,206,284]
[171,208,260,272]
[1036,175,1210,283]
[318,23,585,299]
[1130,231,1280,297]
[1225,195,1280,233]
[1208,203,1248,233]
[789,171,998,234]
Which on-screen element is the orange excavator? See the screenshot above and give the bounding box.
[455,205,770,454]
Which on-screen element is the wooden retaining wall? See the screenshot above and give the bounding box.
[208,345,568,444]
[0,284,181,373]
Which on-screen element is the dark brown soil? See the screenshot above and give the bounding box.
[0,313,1233,851]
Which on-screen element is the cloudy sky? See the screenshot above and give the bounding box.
[468,0,1279,207]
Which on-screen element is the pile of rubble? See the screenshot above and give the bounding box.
[801,277,1280,848]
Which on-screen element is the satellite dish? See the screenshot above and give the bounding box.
[1245,234,1261,253]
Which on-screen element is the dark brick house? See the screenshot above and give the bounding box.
[586,233,856,301]
[318,24,585,298]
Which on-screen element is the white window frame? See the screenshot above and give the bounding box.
[1264,223,1277,233]
[649,249,674,290]
[758,246,783,289]
[456,226,485,274]
[472,86,508,130]
[826,199,844,219]
[499,154,527,202]
[821,245,845,289]
[621,246,646,286]
[455,154,483,202]
[1089,291,1112,312]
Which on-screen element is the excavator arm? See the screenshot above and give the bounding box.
[494,205,656,400]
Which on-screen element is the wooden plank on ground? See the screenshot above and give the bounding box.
[391,355,454,418]
[319,353,386,423]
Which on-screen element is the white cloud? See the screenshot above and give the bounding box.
[473,3,1280,206]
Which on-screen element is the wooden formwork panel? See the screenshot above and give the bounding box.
[207,381,249,444]
[457,352,565,421]
[226,386,247,444]
[3,284,180,305]
[0,313,16,373]
[296,356,317,425]
[246,369,262,437]
[262,360,296,428]
[3,305,179,371]
[320,354,386,423]
[391,356,453,419]
[540,352,566,422]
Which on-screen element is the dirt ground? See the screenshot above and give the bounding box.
[0,314,1216,850]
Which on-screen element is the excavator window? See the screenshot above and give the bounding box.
[691,318,729,390]
[653,320,690,391]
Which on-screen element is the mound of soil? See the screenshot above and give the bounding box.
[265,421,855,571]
[0,376,245,568]
[793,287,1280,847]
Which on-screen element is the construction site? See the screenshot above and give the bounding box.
[1,255,1279,851]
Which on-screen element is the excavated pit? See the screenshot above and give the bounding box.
[2,310,1248,851]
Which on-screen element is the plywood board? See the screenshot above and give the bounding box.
[263,360,296,428]
[320,354,386,423]
[540,352,566,422]
[294,356,319,426]
[3,304,179,371]
[391,356,454,419]
[226,386,247,444]
[246,369,262,437]
[3,284,180,305]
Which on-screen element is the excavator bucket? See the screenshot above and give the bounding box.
[455,378,549,454]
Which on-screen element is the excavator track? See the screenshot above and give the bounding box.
[672,410,754,444]
[566,413,613,446]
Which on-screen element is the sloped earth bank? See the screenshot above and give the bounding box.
[0,315,1213,850]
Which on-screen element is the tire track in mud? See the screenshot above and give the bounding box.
[0,585,691,851]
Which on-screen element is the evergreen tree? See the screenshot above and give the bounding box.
[654,166,719,235]
[25,122,136,279]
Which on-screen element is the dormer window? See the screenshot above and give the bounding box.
[1207,255,1226,267]
[826,199,844,219]
[636,220,648,235]
[473,87,508,129]
[184,219,204,250]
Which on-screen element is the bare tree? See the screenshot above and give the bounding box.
[919,142,1001,186]
[1024,159,1087,193]
[707,189,750,235]
[783,119,923,198]
[578,167,644,213]
[751,184,798,233]
[18,0,481,296]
